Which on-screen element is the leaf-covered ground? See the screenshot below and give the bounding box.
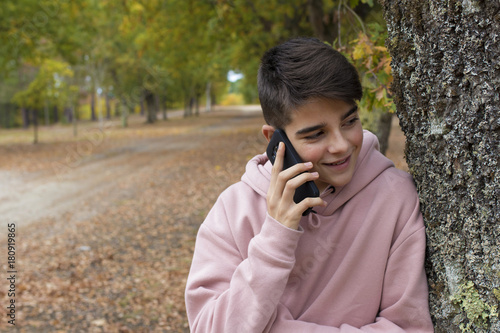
[0,107,406,332]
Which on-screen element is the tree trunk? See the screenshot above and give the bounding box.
[120,98,129,128]
[195,95,200,117]
[71,105,78,138]
[154,94,160,118]
[377,111,392,156]
[44,102,50,126]
[205,82,212,112]
[124,105,130,128]
[32,109,38,144]
[90,89,97,121]
[162,95,168,121]
[307,0,326,41]
[380,1,500,332]
[145,92,157,124]
[64,107,72,123]
[184,95,193,118]
[22,108,30,129]
[105,93,111,119]
[53,105,58,123]
[114,100,120,117]
[307,0,374,44]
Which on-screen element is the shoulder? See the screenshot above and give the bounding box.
[218,180,266,210]
[201,180,268,251]
[352,161,423,233]
[377,167,419,204]
[375,167,425,244]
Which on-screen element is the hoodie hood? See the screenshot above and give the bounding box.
[241,130,394,216]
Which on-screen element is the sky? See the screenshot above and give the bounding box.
[227,70,244,82]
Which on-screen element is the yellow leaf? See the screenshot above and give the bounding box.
[384,60,392,75]
[352,44,366,60]
[130,3,145,14]
[376,88,385,101]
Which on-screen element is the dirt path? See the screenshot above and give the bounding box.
[0,106,263,234]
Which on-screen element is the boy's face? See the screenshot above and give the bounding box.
[265,98,363,193]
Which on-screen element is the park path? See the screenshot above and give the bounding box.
[0,105,263,235]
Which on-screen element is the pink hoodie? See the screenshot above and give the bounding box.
[185,130,433,332]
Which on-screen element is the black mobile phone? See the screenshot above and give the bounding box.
[266,129,320,216]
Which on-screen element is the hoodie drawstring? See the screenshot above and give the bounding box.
[307,213,322,230]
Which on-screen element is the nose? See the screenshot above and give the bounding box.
[327,131,349,155]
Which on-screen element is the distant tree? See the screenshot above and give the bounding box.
[12,59,75,142]
[380,1,500,331]
[307,0,376,44]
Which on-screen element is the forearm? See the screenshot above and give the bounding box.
[268,304,424,333]
[186,214,302,333]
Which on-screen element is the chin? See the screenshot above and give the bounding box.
[331,179,352,188]
[317,176,352,192]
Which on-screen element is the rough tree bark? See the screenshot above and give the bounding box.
[380,0,499,332]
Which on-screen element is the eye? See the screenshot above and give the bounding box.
[304,130,324,140]
[344,116,359,127]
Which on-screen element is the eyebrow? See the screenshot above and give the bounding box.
[294,105,359,136]
[295,123,327,136]
[342,105,359,121]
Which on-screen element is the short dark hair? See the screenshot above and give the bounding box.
[258,37,363,128]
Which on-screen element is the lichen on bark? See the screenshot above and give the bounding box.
[379,0,500,331]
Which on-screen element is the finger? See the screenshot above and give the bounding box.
[300,196,327,208]
[281,171,319,203]
[273,141,285,172]
[295,197,326,214]
[267,142,285,215]
[277,162,315,205]
[278,161,314,183]
[280,197,326,229]
[269,142,285,194]
[283,170,318,189]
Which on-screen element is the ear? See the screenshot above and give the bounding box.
[262,125,275,143]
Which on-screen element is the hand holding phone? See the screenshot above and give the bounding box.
[266,129,321,216]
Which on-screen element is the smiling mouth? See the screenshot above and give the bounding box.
[324,156,350,166]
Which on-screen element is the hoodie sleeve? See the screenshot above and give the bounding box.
[185,188,303,333]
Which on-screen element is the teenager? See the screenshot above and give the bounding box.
[185,37,434,332]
